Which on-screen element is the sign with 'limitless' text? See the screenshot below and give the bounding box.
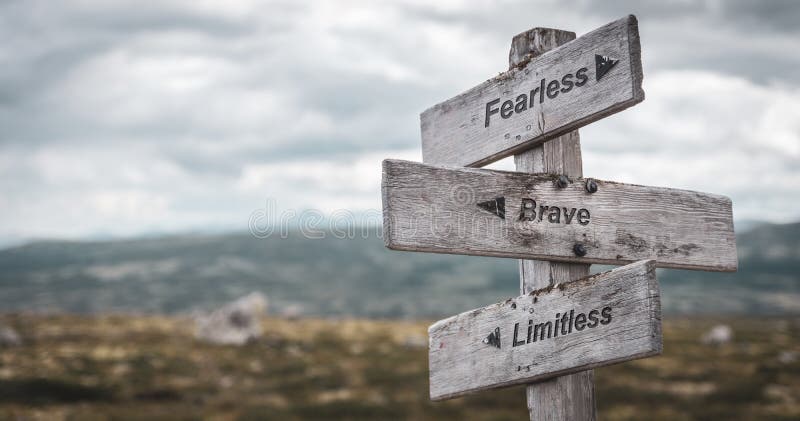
[428,260,661,400]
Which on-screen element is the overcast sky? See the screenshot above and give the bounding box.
[1,0,799,243]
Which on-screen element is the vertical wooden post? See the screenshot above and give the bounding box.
[510,28,597,421]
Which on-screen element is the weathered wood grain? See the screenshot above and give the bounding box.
[510,28,597,420]
[428,259,662,401]
[382,159,737,272]
[421,15,644,167]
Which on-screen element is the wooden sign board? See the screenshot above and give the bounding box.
[421,15,643,167]
[428,259,661,401]
[382,159,737,272]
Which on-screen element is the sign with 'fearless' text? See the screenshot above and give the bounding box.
[420,15,644,167]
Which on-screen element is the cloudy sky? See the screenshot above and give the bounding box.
[1,0,799,243]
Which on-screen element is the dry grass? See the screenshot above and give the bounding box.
[0,314,798,420]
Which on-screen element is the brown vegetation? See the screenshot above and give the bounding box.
[0,314,797,420]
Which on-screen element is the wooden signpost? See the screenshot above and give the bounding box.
[382,159,737,272]
[380,14,738,420]
[429,259,661,401]
[421,15,643,167]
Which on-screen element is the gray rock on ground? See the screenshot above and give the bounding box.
[0,325,21,346]
[778,350,797,364]
[700,324,733,345]
[195,292,268,345]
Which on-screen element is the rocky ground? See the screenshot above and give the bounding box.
[0,314,798,420]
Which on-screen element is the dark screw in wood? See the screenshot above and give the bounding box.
[573,243,587,257]
[585,179,598,193]
[556,175,569,189]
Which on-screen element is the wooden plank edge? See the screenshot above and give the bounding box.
[430,347,661,401]
[626,14,645,104]
[385,242,736,272]
[383,159,734,212]
[381,158,733,203]
[646,258,664,356]
[380,159,394,249]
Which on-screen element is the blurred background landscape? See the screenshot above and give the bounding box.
[1,222,799,319]
[1,0,799,420]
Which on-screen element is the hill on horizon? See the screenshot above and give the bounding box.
[0,222,798,318]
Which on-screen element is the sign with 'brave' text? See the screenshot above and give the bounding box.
[382,159,737,272]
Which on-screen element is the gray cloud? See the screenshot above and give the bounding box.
[0,0,798,240]
[578,0,800,32]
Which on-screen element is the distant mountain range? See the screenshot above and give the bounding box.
[0,222,797,318]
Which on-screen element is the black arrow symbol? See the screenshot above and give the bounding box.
[482,327,501,349]
[595,54,619,81]
[477,197,505,219]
